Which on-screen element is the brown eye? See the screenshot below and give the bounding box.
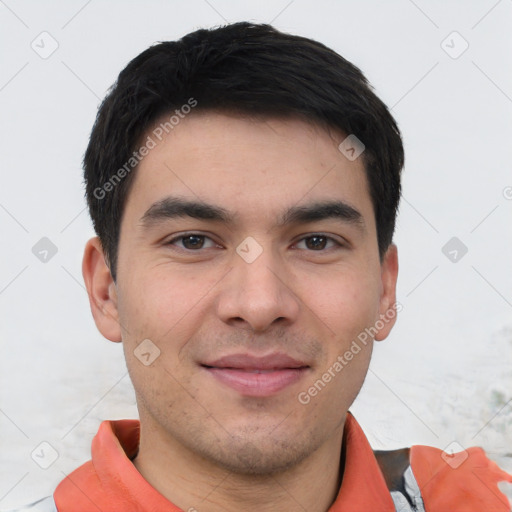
[305,235,328,250]
[295,234,341,251]
[167,234,218,250]
[181,235,205,249]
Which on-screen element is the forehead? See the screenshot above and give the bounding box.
[123,112,375,230]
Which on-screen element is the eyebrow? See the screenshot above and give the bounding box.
[276,200,364,230]
[139,196,365,231]
[139,197,232,227]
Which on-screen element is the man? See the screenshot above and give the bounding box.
[12,22,511,511]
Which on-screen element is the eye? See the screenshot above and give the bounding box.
[295,234,341,251]
[167,234,218,250]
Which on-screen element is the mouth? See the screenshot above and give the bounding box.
[200,353,311,397]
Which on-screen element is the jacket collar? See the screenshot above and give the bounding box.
[55,413,395,511]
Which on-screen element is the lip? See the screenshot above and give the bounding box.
[201,353,310,397]
[203,353,308,370]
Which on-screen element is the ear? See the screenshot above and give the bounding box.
[375,243,399,342]
[82,237,122,342]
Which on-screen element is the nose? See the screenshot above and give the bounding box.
[215,247,300,333]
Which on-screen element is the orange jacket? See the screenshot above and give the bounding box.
[32,413,511,511]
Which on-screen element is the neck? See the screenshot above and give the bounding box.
[133,415,345,512]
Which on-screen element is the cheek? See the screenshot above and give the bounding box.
[119,265,244,390]
[118,271,206,406]
[116,265,211,349]
[316,271,379,402]
[302,266,381,336]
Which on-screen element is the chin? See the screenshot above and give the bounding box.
[197,429,320,476]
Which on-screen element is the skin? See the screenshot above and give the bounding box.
[82,112,398,511]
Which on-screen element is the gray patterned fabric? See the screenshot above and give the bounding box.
[3,497,57,512]
[390,465,427,512]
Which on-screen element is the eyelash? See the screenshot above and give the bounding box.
[165,233,344,252]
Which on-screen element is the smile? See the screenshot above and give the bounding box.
[201,353,310,397]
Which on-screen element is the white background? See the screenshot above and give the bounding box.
[1,0,511,507]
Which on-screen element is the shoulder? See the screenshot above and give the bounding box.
[375,446,512,511]
[2,497,57,512]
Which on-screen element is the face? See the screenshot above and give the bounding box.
[84,112,398,475]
